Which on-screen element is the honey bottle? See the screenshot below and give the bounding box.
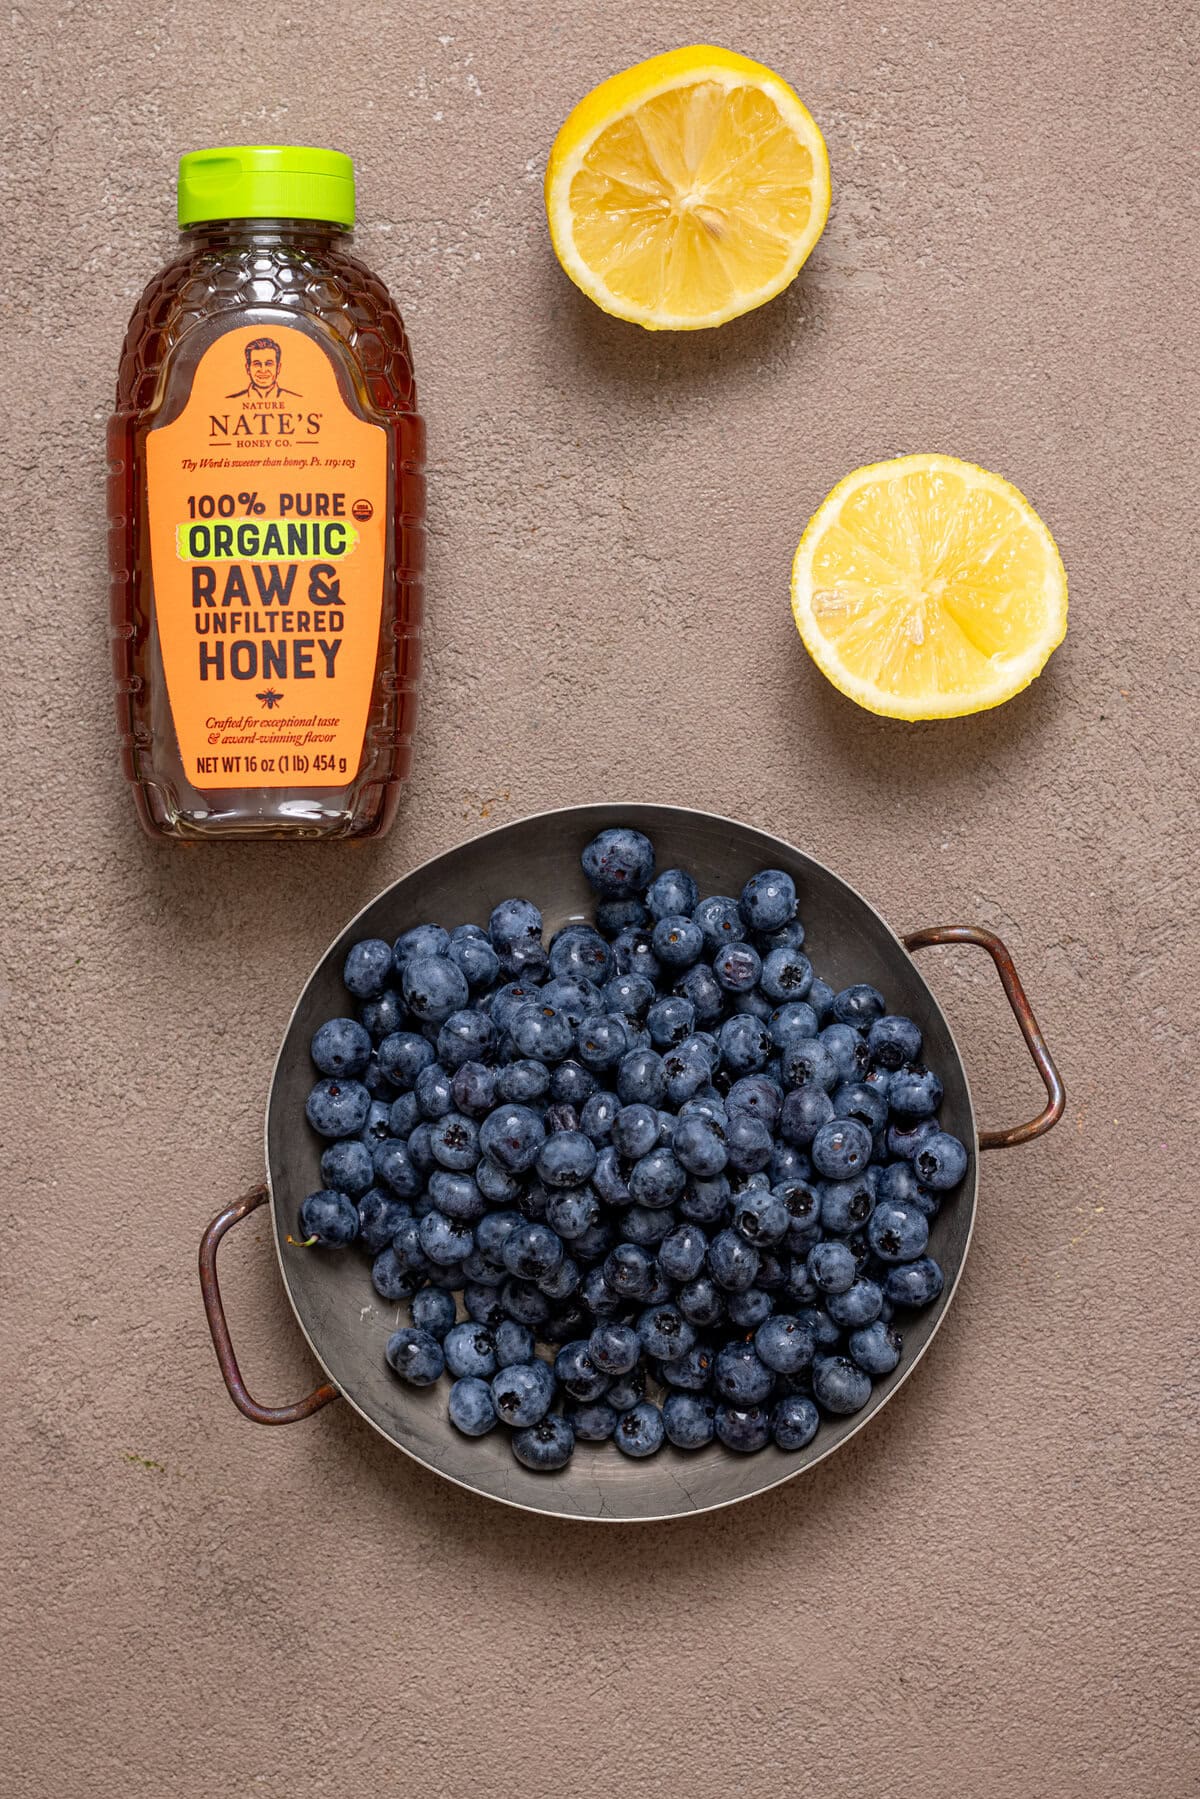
[109,146,425,839]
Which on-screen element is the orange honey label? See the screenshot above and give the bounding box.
[147,323,387,788]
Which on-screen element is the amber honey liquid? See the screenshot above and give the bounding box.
[109,220,424,840]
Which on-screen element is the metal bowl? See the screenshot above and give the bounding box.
[200,803,1063,1522]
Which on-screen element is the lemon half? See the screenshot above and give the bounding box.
[545,45,831,330]
[791,455,1068,720]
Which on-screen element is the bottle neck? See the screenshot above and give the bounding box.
[181,218,350,251]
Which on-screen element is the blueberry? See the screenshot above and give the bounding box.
[391,1217,431,1273]
[371,1246,421,1301]
[679,1174,733,1225]
[441,1322,497,1380]
[480,1103,546,1172]
[725,1075,783,1132]
[387,1090,421,1138]
[666,967,720,1031]
[726,1287,772,1329]
[595,896,649,937]
[602,971,657,1020]
[372,1138,420,1199]
[579,1090,619,1145]
[769,1001,819,1050]
[848,1319,903,1375]
[488,897,543,955]
[778,1083,835,1148]
[429,1112,481,1172]
[446,924,501,991]
[536,1130,597,1190]
[491,1359,555,1427]
[494,1319,535,1367]
[820,1022,870,1081]
[490,980,546,1036]
[628,1146,686,1210]
[549,1060,597,1106]
[305,1078,371,1140]
[661,1037,716,1107]
[494,1060,551,1107]
[650,914,705,970]
[867,1014,922,1070]
[419,1211,475,1266]
[427,1169,486,1222]
[876,1159,938,1218]
[724,1112,773,1175]
[826,1278,884,1328]
[414,1062,455,1120]
[311,1017,373,1080]
[436,1009,496,1073]
[616,1047,667,1109]
[385,1327,445,1386]
[657,1222,708,1283]
[637,1304,695,1362]
[832,983,886,1031]
[567,1015,624,1074]
[542,1186,598,1242]
[830,1082,887,1137]
[913,1130,969,1190]
[614,1401,666,1457]
[886,1116,939,1160]
[359,987,405,1043]
[442,1375,496,1436]
[771,1394,820,1450]
[820,1171,877,1234]
[296,1190,358,1247]
[355,1187,408,1252]
[552,1340,608,1402]
[502,1222,564,1281]
[343,938,394,1000]
[667,1115,725,1180]
[581,827,656,897]
[780,1039,838,1093]
[643,996,694,1050]
[754,1248,788,1292]
[868,1200,930,1262]
[890,1061,945,1117]
[549,924,613,985]
[739,869,797,934]
[401,955,469,1025]
[570,1400,619,1441]
[450,1060,497,1120]
[582,1318,636,1376]
[658,1340,714,1389]
[320,1138,375,1198]
[883,1256,944,1308]
[713,941,762,993]
[363,1054,400,1100]
[716,1014,770,1077]
[405,1286,454,1341]
[663,1392,716,1449]
[676,1273,724,1327]
[707,1228,760,1293]
[598,1248,652,1310]
[811,1118,873,1180]
[359,1099,393,1148]
[592,1145,631,1206]
[807,1238,858,1295]
[376,1030,436,1090]
[714,1404,771,1452]
[507,1001,572,1064]
[690,895,739,952]
[729,1186,787,1247]
[512,1413,575,1471]
[812,1354,872,1414]
[712,1342,773,1405]
[610,927,661,984]
[759,947,813,1005]
[753,1312,815,1375]
[643,866,698,921]
[537,1253,581,1301]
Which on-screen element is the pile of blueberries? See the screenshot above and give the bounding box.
[297,827,965,1473]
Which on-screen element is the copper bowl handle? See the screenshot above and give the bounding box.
[198,1184,339,1424]
[903,925,1065,1150]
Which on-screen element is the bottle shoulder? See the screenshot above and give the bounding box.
[115,237,417,413]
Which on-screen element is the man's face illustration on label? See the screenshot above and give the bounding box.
[247,346,280,391]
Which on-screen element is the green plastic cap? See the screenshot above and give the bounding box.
[178,145,355,228]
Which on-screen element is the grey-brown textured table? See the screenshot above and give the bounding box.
[2,3,1195,1794]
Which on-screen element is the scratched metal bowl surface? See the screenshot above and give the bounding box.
[265,804,977,1522]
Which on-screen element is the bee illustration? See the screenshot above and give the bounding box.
[257,688,284,710]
